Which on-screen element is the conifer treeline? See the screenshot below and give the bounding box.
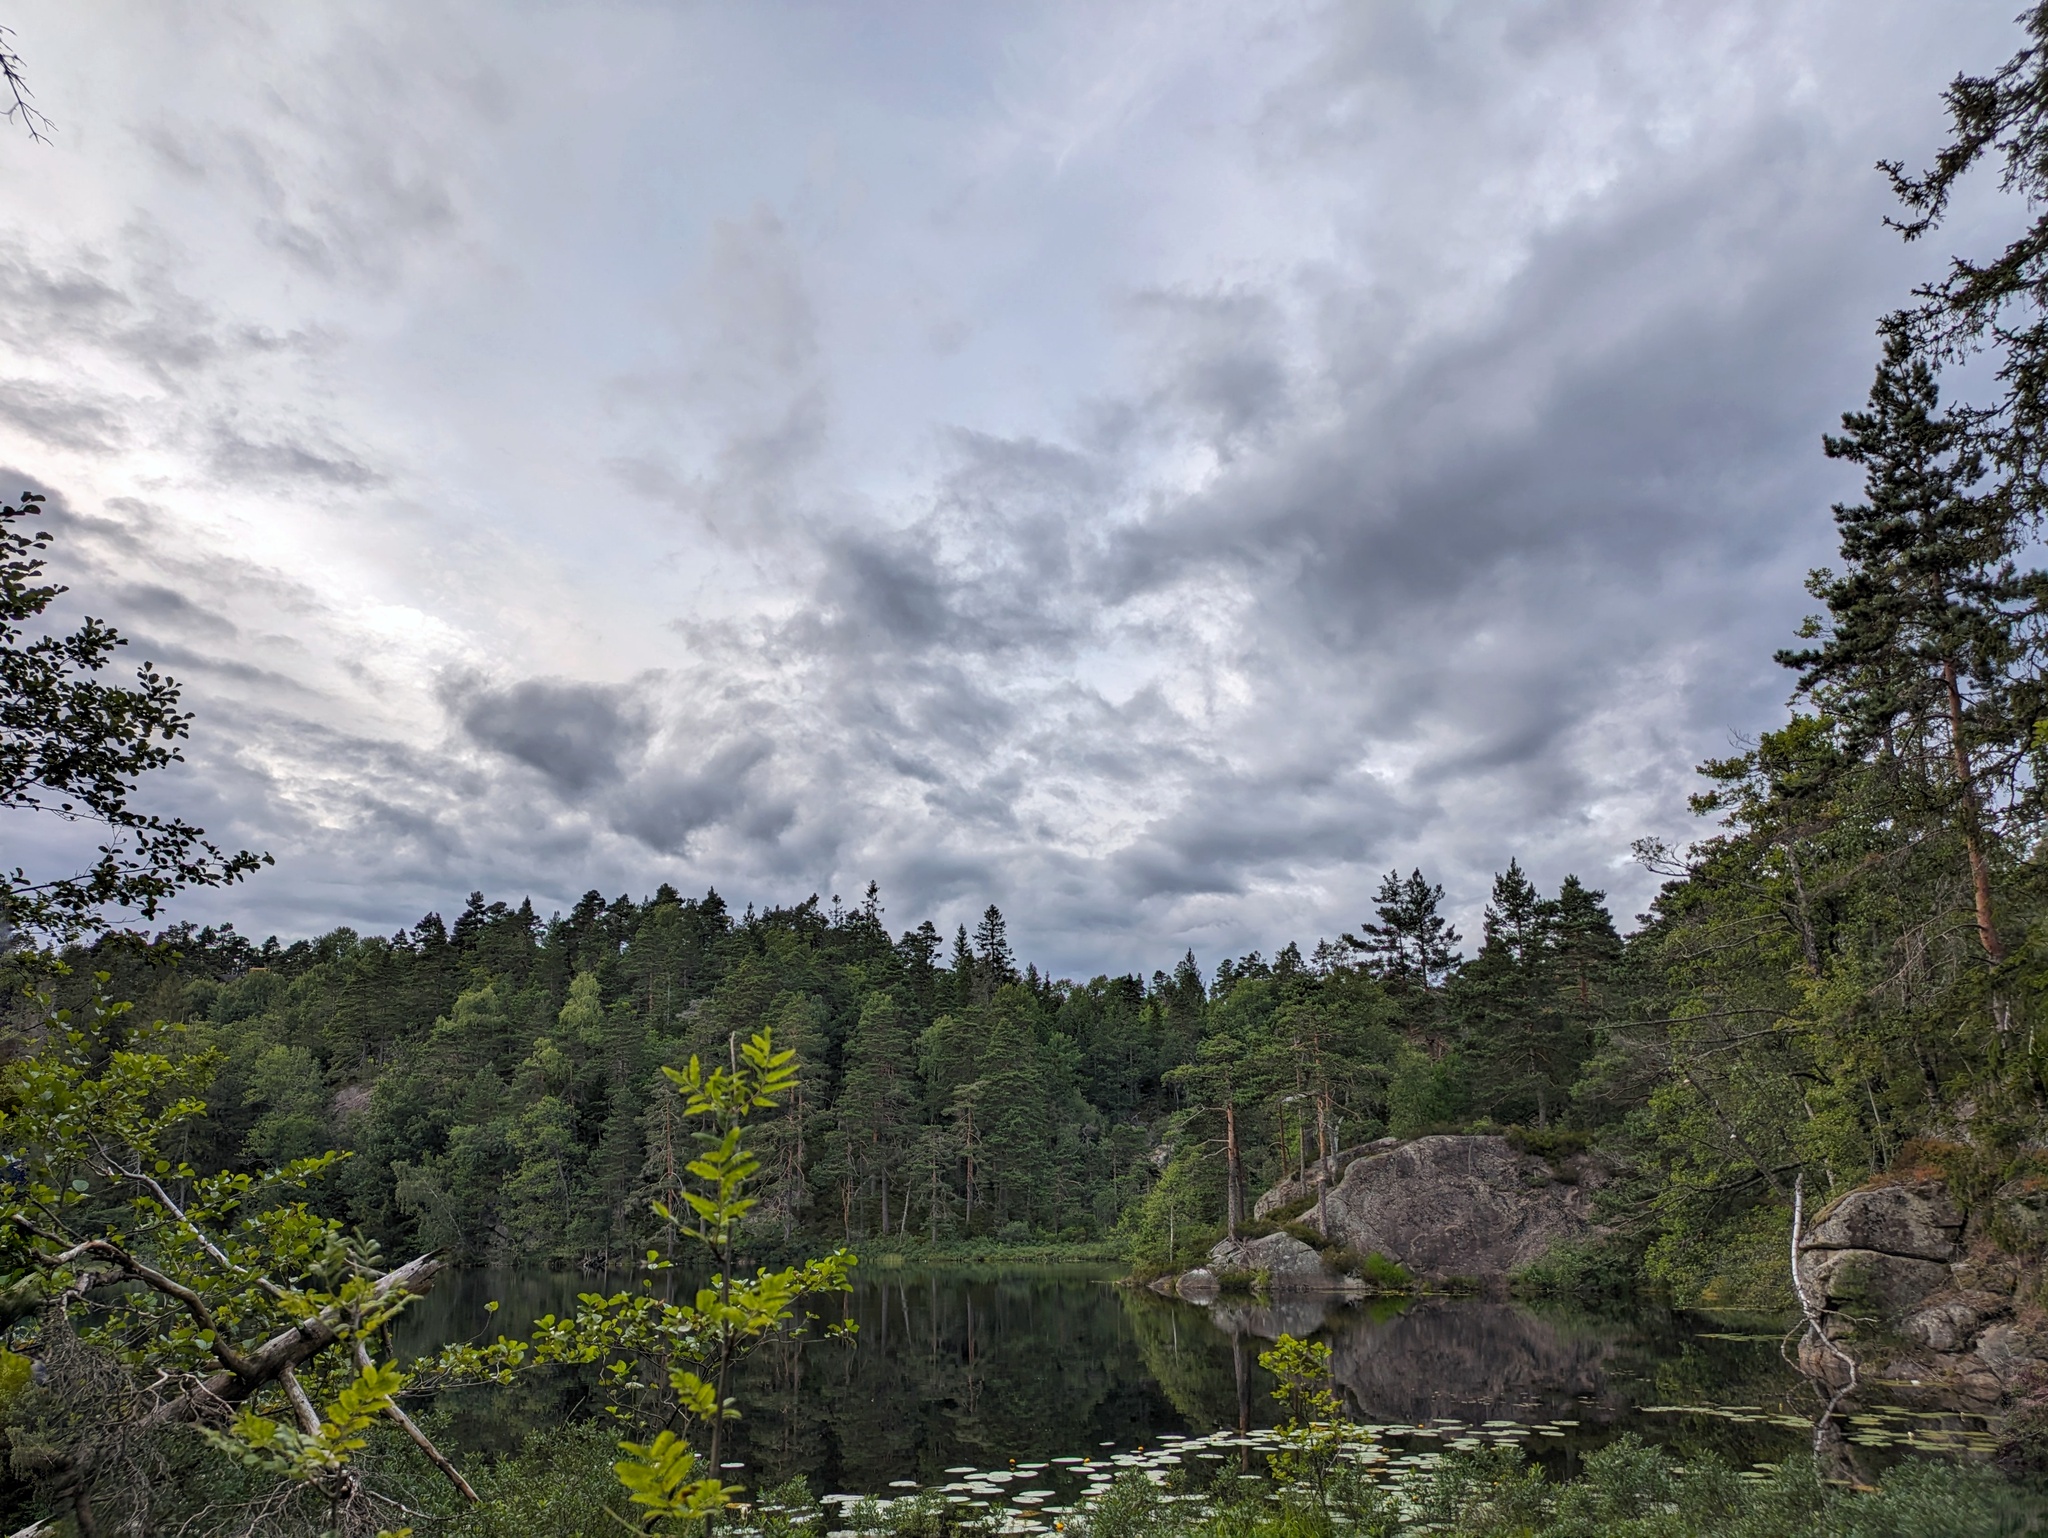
[46,869,1624,1273]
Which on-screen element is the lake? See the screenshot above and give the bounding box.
[394,1264,1999,1497]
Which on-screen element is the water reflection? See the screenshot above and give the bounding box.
[398,1266,1822,1492]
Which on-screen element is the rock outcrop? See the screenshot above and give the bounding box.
[1252,1142,1389,1220]
[1178,1231,1337,1297]
[1170,1133,1606,1295]
[1796,1178,2048,1406]
[1317,1134,1605,1281]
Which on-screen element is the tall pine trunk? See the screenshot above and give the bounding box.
[1942,658,2005,963]
[1224,1100,1244,1240]
[1313,1091,1331,1238]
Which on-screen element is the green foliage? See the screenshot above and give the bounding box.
[1385,1046,1466,1139]
[0,971,443,1528]
[1644,1205,1797,1310]
[612,1429,733,1529]
[1257,1333,1360,1515]
[1510,1234,1641,1299]
[202,1359,406,1481]
[1354,1252,1413,1292]
[0,1346,30,1416]
[1505,1125,1592,1163]
[1,490,268,941]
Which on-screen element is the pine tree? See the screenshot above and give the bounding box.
[1344,869,1464,987]
[836,991,919,1235]
[973,985,1051,1228]
[1778,333,2037,960]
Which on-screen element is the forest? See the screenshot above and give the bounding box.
[27,863,1629,1281]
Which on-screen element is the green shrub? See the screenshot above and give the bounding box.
[1266,1193,1319,1225]
[0,1349,31,1420]
[1645,1203,1796,1308]
[1357,1252,1413,1291]
[446,1422,639,1538]
[1505,1125,1593,1163]
[754,1476,826,1538]
[1511,1234,1642,1298]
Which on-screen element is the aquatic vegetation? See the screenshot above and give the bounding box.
[501,1431,2042,1538]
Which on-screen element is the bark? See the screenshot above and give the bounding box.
[1943,658,2005,963]
[1783,843,1823,976]
[1313,1093,1331,1240]
[152,1253,444,1426]
[1223,1101,1244,1241]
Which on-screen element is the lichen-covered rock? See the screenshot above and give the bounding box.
[1804,1182,1963,1262]
[1315,1134,1603,1280]
[1252,1142,1390,1220]
[1205,1231,1333,1288]
[1792,1172,2048,1410]
[1949,1253,2022,1296]
[1898,1291,2009,1354]
[1804,1247,1952,1317]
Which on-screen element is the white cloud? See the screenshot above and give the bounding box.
[0,0,2022,972]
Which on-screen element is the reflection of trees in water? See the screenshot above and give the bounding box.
[1122,1287,1278,1434]
[727,1267,1184,1491]
[1130,1290,1814,1475]
[403,1266,1188,1488]
[400,1270,1816,1490]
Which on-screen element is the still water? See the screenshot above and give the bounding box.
[394,1264,1989,1494]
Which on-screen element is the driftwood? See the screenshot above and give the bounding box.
[10,1217,463,1533]
[138,1250,448,1430]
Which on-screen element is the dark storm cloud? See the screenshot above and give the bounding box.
[607,736,782,856]
[452,675,654,794]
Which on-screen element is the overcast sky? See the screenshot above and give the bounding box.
[0,1,2024,978]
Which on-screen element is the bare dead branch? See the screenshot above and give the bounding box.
[0,26,52,144]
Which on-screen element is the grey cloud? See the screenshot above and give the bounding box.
[210,426,382,488]
[11,0,2024,980]
[0,232,299,386]
[109,583,241,642]
[606,736,783,857]
[453,676,654,794]
[0,378,130,452]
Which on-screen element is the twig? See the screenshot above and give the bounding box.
[352,1336,479,1503]
[0,26,52,143]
